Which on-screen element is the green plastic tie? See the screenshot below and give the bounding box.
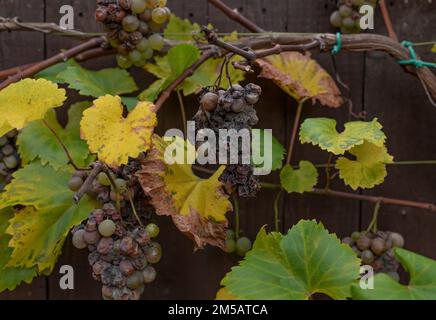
[331,32,342,55]
[398,41,436,68]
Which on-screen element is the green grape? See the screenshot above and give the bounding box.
[138,21,150,35]
[0,136,8,146]
[97,172,111,186]
[145,223,160,238]
[136,38,151,51]
[141,48,154,60]
[3,155,18,169]
[68,176,84,192]
[117,54,132,69]
[226,229,235,240]
[114,178,128,192]
[122,15,140,32]
[157,0,167,7]
[72,229,87,249]
[342,17,355,28]
[152,7,168,24]
[330,11,342,28]
[131,0,147,14]
[109,39,121,48]
[339,4,353,17]
[133,56,147,67]
[126,271,144,289]
[351,231,361,242]
[225,239,236,253]
[236,237,252,256]
[98,220,116,237]
[145,243,162,264]
[148,34,164,51]
[361,250,374,264]
[146,0,159,9]
[148,20,164,32]
[128,50,143,64]
[142,265,157,283]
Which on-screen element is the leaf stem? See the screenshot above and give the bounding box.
[274,190,283,231]
[286,99,306,166]
[325,153,333,190]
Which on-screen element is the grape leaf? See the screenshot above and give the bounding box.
[164,15,201,41]
[121,97,139,111]
[34,60,76,83]
[216,288,238,300]
[336,142,394,190]
[251,129,286,172]
[57,64,138,98]
[139,44,201,101]
[280,161,318,193]
[352,248,436,300]
[299,118,386,155]
[137,136,232,250]
[257,52,343,107]
[80,95,157,167]
[17,101,92,170]
[0,79,66,136]
[221,220,360,300]
[0,162,96,272]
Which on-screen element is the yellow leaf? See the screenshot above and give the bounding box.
[257,52,343,107]
[0,78,66,136]
[216,288,238,300]
[80,95,157,167]
[137,136,232,249]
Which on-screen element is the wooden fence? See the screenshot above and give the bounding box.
[0,0,435,299]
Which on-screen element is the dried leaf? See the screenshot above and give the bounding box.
[257,52,342,107]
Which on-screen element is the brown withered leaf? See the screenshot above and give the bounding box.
[136,136,231,250]
[256,52,343,108]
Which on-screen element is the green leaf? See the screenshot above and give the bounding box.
[251,129,285,172]
[299,118,386,155]
[121,96,139,111]
[280,161,318,193]
[222,220,361,300]
[352,248,436,300]
[335,142,394,190]
[34,60,78,83]
[139,44,201,101]
[57,64,138,98]
[0,207,38,292]
[164,15,201,41]
[17,102,92,170]
[0,162,97,272]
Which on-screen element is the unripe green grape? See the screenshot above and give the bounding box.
[114,178,128,192]
[226,229,235,240]
[342,17,355,28]
[141,48,154,60]
[351,231,361,242]
[157,0,167,7]
[133,56,147,67]
[339,4,353,17]
[131,0,147,14]
[145,223,160,238]
[152,7,168,24]
[148,34,164,51]
[148,20,164,32]
[361,250,374,264]
[117,54,132,69]
[109,39,121,48]
[122,15,140,32]
[68,176,84,192]
[3,155,18,169]
[98,220,117,237]
[142,265,157,283]
[236,237,252,256]
[136,38,151,51]
[97,172,111,186]
[146,0,159,9]
[225,239,236,253]
[72,229,87,249]
[330,11,342,28]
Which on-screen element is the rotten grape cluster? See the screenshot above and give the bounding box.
[342,230,405,282]
[330,0,378,34]
[95,0,170,68]
[0,130,20,189]
[193,84,261,197]
[69,157,162,300]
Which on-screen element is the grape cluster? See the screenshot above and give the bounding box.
[193,84,261,197]
[342,230,405,282]
[329,0,378,34]
[95,0,170,69]
[0,130,20,189]
[69,157,162,300]
[224,229,252,257]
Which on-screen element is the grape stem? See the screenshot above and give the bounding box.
[0,36,105,90]
[379,0,398,42]
[366,200,382,234]
[128,192,144,227]
[207,0,265,33]
[73,162,103,203]
[101,165,122,213]
[177,90,187,137]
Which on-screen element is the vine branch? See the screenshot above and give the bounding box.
[207,0,265,33]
